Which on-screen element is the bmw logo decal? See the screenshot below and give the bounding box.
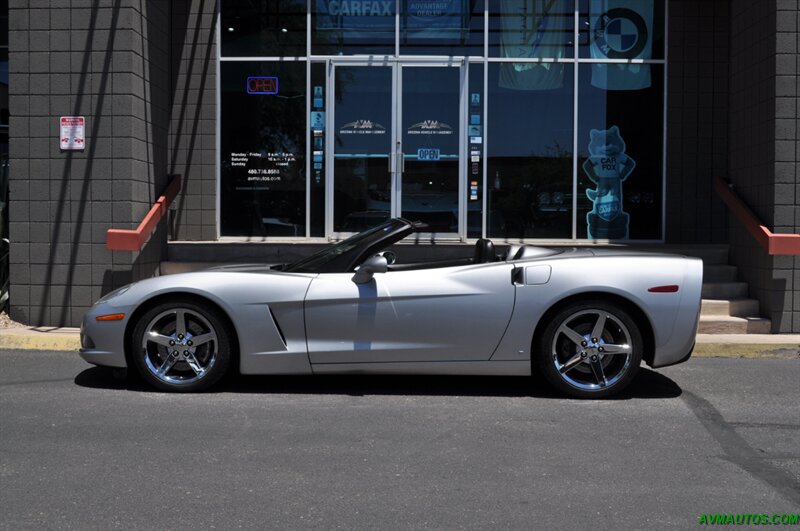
[593,8,648,59]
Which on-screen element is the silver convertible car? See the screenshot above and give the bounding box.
[80,218,702,398]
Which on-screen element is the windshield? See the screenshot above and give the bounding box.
[283,219,413,273]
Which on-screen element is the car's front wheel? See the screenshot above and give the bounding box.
[130,299,233,392]
[536,300,643,398]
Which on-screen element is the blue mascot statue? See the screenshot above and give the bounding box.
[582,126,635,239]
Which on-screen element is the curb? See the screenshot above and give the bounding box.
[692,343,799,359]
[0,329,81,351]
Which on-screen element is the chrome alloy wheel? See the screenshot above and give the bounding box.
[141,308,218,385]
[550,309,633,391]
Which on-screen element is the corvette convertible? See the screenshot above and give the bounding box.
[80,218,702,398]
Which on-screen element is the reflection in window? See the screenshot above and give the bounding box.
[220,62,307,237]
[578,0,664,61]
[312,0,396,55]
[332,66,393,232]
[222,0,307,57]
[400,0,485,56]
[489,0,575,60]
[576,64,663,240]
[487,63,573,239]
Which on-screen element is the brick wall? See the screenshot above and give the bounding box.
[8,0,171,327]
[665,0,730,244]
[728,0,798,332]
[169,0,217,241]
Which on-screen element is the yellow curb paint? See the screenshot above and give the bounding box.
[0,335,80,351]
[692,343,799,359]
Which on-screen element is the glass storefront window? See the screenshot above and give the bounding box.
[219,1,667,241]
[487,62,574,239]
[400,0,485,56]
[220,62,307,237]
[221,1,307,57]
[578,0,664,60]
[467,62,484,239]
[312,0,396,55]
[576,63,663,240]
[331,66,393,232]
[489,0,575,59]
[310,63,327,236]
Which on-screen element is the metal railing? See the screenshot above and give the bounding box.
[714,175,800,255]
[106,174,182,252]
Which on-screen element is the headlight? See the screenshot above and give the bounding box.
[97,285,131,303]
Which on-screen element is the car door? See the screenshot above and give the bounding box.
[304,262,516,364]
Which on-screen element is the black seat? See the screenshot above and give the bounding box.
[473,238,496,264]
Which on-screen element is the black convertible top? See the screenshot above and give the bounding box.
[282,218,417,273]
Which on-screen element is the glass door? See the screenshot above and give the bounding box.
[398,64,463,236]
[329,64,394,236]
[327,62,464,239]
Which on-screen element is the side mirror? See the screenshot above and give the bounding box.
[379,251,396,265]
[352,255,388,284]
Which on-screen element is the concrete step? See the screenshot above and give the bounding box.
[698,315,772,334]
[702,282,749,299]
[701,298,760,317]
[703,264,738,283]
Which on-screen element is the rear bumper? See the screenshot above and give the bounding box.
[651,340,694,369]
[649,257,703,368]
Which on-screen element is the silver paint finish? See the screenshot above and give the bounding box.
[305,263,515,363]
[311,360,531,376]
[80,245,702,378]
[524,265,552,285]
[491,252,703,368]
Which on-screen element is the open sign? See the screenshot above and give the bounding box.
[246,76,279,94]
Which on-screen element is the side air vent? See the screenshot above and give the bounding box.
[268,307,287,347]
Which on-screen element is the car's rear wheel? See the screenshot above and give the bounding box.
[536,300,643,398]
[130,299,232,392]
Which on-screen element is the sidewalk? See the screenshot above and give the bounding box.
[1,326,798,359]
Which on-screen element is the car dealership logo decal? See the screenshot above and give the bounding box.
[592,8,648,59]
[339,119,387,134]
[407,120,453,135]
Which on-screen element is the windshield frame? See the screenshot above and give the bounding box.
[282,218,415,273]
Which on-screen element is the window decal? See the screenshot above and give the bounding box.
[582,126,635,239]
[589,1,653,90]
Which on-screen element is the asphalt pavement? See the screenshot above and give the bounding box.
[1,349,798,530]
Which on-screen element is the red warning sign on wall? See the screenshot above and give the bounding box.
[60,116,85,150]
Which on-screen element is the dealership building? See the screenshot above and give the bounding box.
[5,0,800,331]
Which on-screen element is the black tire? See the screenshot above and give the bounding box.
[536,299,643,399]
[130,298,233,392]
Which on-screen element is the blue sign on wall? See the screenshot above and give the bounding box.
[247,77,279,94]
[417,148,440,161]
[316,0,467,38]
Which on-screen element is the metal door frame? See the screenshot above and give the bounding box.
[325,58,466,241]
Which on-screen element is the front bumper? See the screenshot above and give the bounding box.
[78,303,132,368]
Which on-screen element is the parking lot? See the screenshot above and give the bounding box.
[1,349,798,529]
